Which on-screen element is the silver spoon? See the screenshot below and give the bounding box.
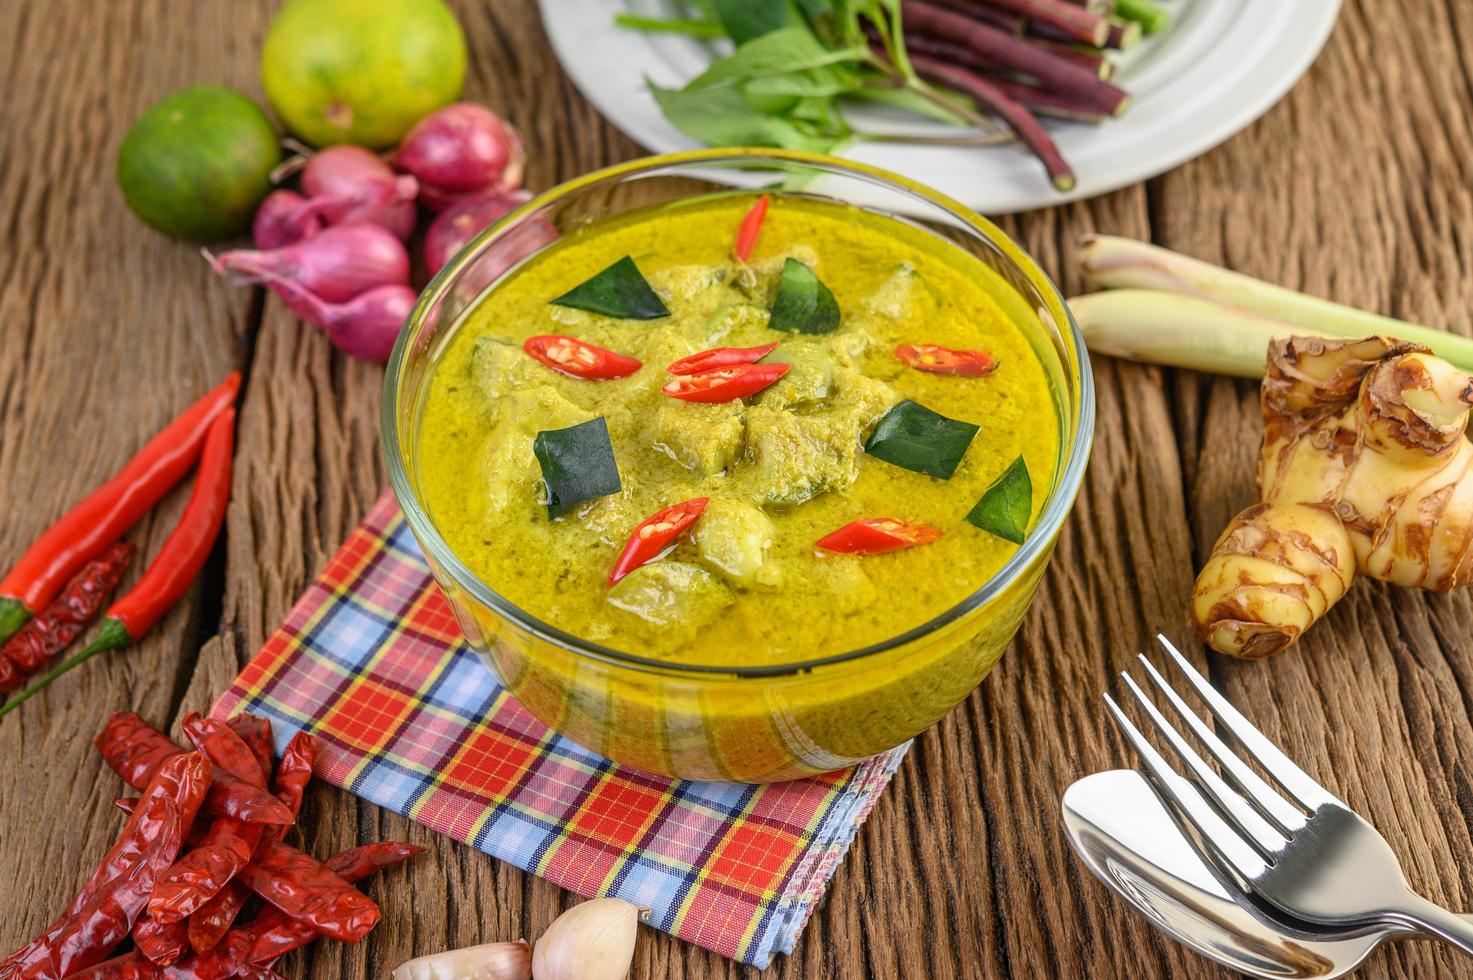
[1060,770,1473,978]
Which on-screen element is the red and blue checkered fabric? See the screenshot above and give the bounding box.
[213,490,908,966]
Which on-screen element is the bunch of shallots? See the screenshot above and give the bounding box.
[208,102,533,362]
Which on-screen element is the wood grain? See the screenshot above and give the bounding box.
[2,0,1471,977]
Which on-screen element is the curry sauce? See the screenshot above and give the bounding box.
[415,195,1060,666]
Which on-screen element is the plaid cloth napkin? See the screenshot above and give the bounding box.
[213,489,908,967]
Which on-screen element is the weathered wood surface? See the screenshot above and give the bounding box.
[1,0,1470,976]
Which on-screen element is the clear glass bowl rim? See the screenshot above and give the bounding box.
[382,148,1096,679]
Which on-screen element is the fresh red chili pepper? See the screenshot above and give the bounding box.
[733,194,769,263]
[225,714,274,777]
[0,373,239,646]
[96,712,294,826]
[186,880,249,954]
[182,712,265,786]
[666,342,779,376]
[1,753,206,978]
[133,914,189,966]
[523,335,642,380]
[607,498,709,587]
[0,542,134,693]
[816,518,945,555]
[0,410,235,721]
[236,840,381,943]
[661,362,789,403]
[893,343,998,377]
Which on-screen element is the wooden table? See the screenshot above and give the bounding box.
[3,1,1471,976]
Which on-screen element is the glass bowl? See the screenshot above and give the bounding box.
[383,149,1094,782]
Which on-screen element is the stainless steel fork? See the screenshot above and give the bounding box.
[1103,634,1473,957]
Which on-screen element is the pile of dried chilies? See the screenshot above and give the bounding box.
[0,710,422,979]
[0,374,240,718]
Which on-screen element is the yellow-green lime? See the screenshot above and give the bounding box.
[261,0,467,150]
[116,85,280,242]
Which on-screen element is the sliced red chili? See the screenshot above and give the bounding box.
[734,194,770,263]
[894,343,998,377]
[661,363,789,403]
[816,518,944,555]
[524,335,642,380]
[607,498,709,587]
[667,342,779,376]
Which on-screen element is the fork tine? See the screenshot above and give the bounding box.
[1101,692,1268,885]
[1118,671,1287,859]
[1156,634,1336,810]
[1136,654,1306,834]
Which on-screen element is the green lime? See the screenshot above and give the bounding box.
[117,85,280,242]
[261,0,467,150]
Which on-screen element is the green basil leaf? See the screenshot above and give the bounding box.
[863,399,979,479]
[966,455,1032,544]
[768,258,841,334]
[651,82,849,153]
[714,0,798,43]
[533,418,622,519]
[550,256,669,320]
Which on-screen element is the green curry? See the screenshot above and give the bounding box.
[415,195,1060,666]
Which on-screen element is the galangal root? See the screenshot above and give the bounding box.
[1193,335,1473,658]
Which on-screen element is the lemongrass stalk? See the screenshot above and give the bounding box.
[1068,290,1337,377]
[1078,235,1473,369]
[1070,289,1473,377]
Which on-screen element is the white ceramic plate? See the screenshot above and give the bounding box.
[540,0,1342,214]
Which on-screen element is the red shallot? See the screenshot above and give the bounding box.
[298,145,419,240]
[252,269,414,362]
[393,103,525,211]
[423,189,533,277]
[252,190,323,250]
[206,222,410,303]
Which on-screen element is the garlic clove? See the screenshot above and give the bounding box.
[391,939,532,980]
[531,898,644,980]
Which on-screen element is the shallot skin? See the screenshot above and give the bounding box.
[211,222,410,303]
[298,145,420,240]
[394,103,525,211]
[422,189,533,277]
[259,269,416,363]
[253,189,324,250]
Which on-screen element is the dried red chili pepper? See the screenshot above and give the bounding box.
[53,951,162,978]
[1,753,206,978]
[606,498,710,587]
[0,542,134,692]
[225,714,274,777]
[816,518,944,555]
[236,840,381,943]
[96,712,293,826]
[192,843,423,973]
[733,194,769,263]
[0,410,235,720]
[182,712,265,786]
[523,335,643,380]
[186,880,249,954]
[893,343,998,377]
[265,732,318,840]
[0,373,239,646]
[132,913,188,966]
[666,342,779,376]
[148,817,263,924]
[661,362,789,403]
